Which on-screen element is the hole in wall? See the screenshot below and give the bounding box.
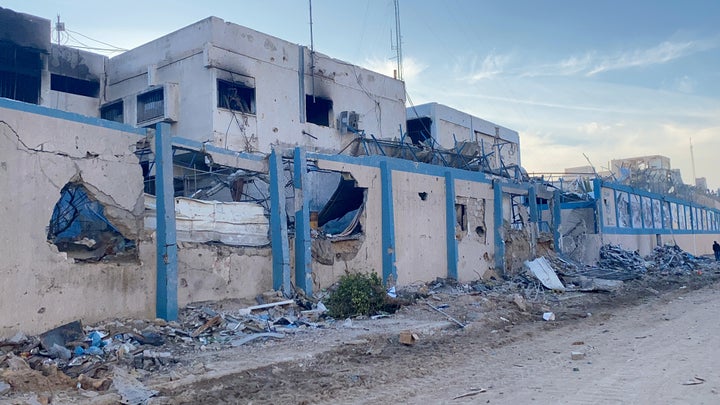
[418,192,428,201]
[47,183,136,262]
[475,226,485,236]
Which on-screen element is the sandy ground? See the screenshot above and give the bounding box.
[330,284,720,405]
[144,275,720,405]
[4,270,720,404]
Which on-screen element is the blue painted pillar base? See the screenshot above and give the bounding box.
[380,161,397,285]
[269,148,292,296]
[445,171,458,280]
[293,147,312,296]
[553,189,562,253]
[155,123,178,321]
[528,185,538,257]
[493,180,505,277]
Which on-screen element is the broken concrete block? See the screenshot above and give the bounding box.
[399,331,419,346]
[571,351,585,360]
[524,257,565,291]
[511,294,528,312]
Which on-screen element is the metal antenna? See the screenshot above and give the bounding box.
[393,0,403,81]
[309,0,316,100]
[690,137,697,186]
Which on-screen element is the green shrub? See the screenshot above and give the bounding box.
[327,272,386,318]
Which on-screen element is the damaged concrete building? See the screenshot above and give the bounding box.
[2,6,720,337]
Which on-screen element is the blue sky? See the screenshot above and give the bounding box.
[5,0,720,189]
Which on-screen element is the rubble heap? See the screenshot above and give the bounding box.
[0,295,331,397]
[597,244,648,274]
[645,244,709,273]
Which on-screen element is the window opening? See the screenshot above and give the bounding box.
[218,79,255,114]
[318,176,366,237]
[305,95,332,126]
[455,203,467,231]
[100,101,124,123]
[0,42,42,103]
[406,117,432,146]
[47,183,136,262]
[137,88,164,123]
[50,74,99,97]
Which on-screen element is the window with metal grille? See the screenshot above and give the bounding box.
[0,42,42,104]
[137,88,164,123]
[305,95,332,127]
[100,101,124,123]
[218,79,255,114]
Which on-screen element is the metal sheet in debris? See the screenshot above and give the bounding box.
[524,257,566,291]
[145,195,269,246]
[571,268,642,281]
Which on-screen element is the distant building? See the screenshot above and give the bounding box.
[406,102,520,175]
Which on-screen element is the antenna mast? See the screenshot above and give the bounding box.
[393,0,403,80]
[308,0,316,99]
[690,137,697,186]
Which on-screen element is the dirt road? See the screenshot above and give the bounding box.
[340,285,720,405]
[151,280,720,405]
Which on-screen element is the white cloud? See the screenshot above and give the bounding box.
[516,37,718,78]
[448,51,513,83]
[466,51,512,82]
[586,40,703,76]
[674,75,696,93]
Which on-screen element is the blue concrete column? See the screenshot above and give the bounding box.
[593,178,603,233]
[380,161,397,284]
[293,147,312,296]
[528,185,538,224]
[269,148,291,296]
[444,171,458,280]
[553,189,562,252]
[527,185,539,257]
[154,122,178,321]
[493,180,505,276]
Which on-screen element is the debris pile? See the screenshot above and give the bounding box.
[0,295,331,396]
[597,244,649,276]
[645,244,709,273]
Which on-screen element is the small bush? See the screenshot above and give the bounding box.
[327,272,386,318]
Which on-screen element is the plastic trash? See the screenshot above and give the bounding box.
[542,312,556,321]
[86,346,103,356]
[88,331,104,347]
[49,343,72,360]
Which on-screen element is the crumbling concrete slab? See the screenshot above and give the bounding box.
[524,257,566,291]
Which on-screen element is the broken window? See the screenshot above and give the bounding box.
[137,88,164,123]
[407,117,432,146]
[318,174,366,237]
[47,183,135,261]
[100,101,124,123]
[616,192,630,228]
[0,41,42,104]
[455,203,467,232]
[305,95,332,127]
[50,74,99,97]
[218,79,255,114]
